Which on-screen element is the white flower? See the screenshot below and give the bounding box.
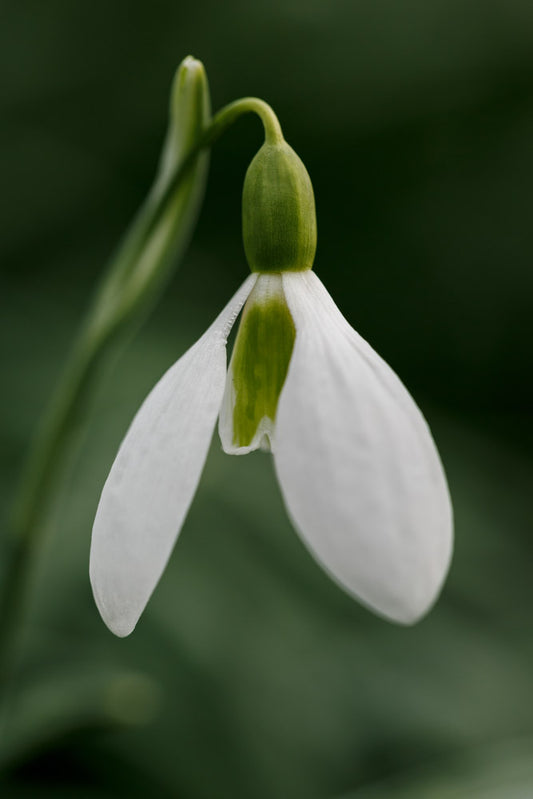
[90,269,453,637]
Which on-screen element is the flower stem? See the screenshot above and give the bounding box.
[0,94,284,693]
[142,98,284,249]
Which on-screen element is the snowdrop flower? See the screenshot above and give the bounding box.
[90,138,453,637]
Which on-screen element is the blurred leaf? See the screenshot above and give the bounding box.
[339,738,533,798]
[0,667,159,768]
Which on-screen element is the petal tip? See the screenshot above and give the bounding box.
[106,618,137,639]
[382,594,440,627]
[91,586,138,638]
[90,563,140,638]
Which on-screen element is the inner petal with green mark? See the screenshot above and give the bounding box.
[218,273,296,454]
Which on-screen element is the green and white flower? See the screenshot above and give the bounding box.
[90,138,453,637]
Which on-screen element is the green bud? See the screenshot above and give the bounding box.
[156,55,211,192]
[90,56,211,341]
[242,141,317,273]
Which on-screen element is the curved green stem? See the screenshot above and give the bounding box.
[141,98,283,254]
[208,97,283,145]
[0,93,284,692]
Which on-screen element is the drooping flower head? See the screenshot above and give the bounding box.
[90,117,453,637]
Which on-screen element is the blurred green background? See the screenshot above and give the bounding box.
[2,1,533,797]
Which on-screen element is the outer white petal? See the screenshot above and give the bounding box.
[90,274,256,636]
[275,271,453,624]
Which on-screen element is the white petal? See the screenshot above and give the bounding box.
[275,271,453,624]
[90,274,256,636]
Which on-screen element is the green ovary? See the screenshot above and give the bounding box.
[231,284,296,449]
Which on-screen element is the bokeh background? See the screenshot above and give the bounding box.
[2,1,533,796]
